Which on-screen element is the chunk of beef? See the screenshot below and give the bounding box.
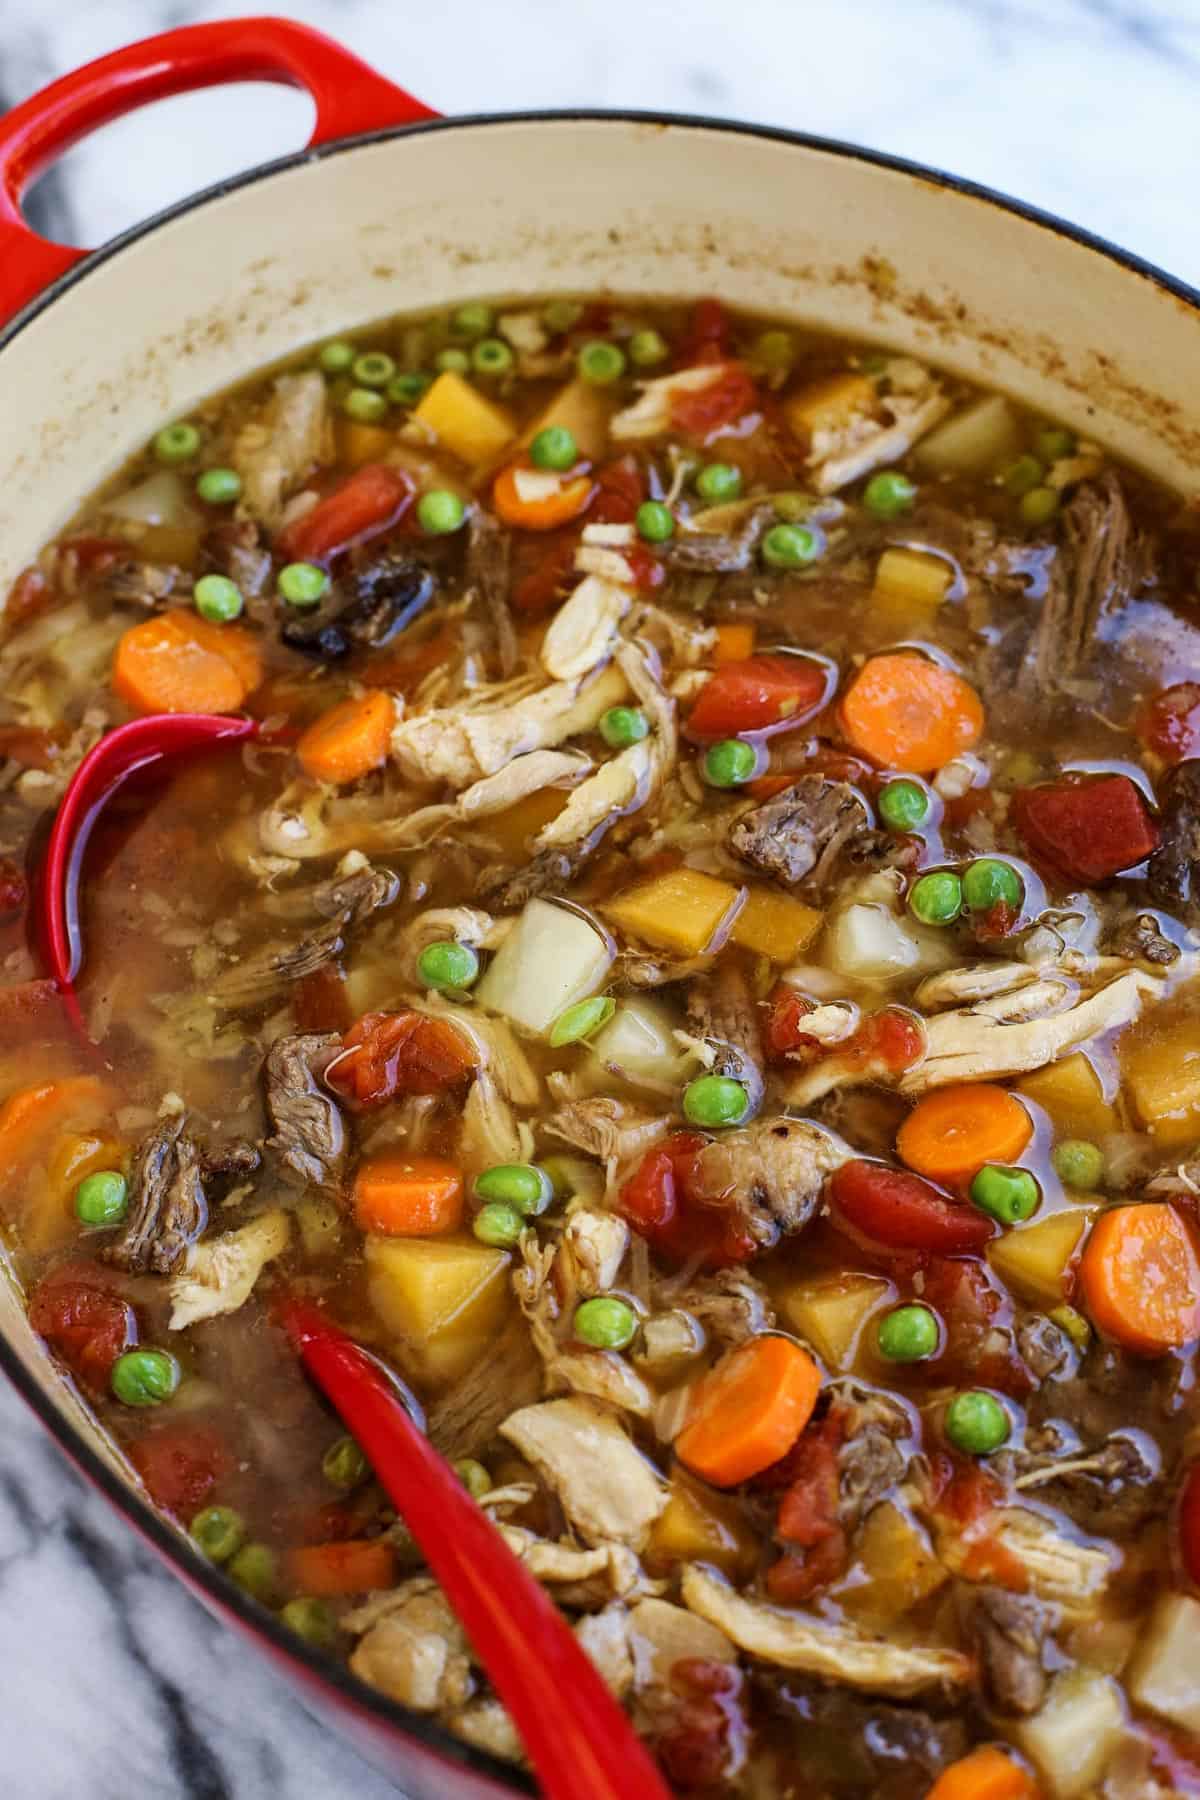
[760,1676,971,1800]
[210,865,399,1011]
[199,1140,261,1181]
[426,1313,543,1462]
[688,1116,848,1245]
[666,1269,775,1348]
[200,519,272,611]
[1103,908,1182,966]
[686,959,764,1113]
[829,1380,914,1531]
[263,1032,346,1191]
[659,502,776,572]
[463,507,517,677]
[967,1587,1048,1716]
[102,1116,207,1275]
[282,553,437,659]
[1009,1430,1163,1536]
[1016,1311,1073,1384]
[100,559,181,610]
[479,847,576,909]
[1148,758,1200,927]
[729,775,896,888]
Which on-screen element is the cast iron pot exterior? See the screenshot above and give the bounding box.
[0,16,1197,1796]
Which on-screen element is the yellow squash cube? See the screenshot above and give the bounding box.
[987,1207,1098,1310]
[872,547,953,615]
[731,887,823,963]
[838,1502,949,1625]
[778,1272,890,1370]
[648,1471,758,1580]
[521,377,613,462]
[603,868,740,957]
[336,420,394,468]
[1121,1009,1200,1145]
[413,371,516,467]
[365,1236,512,1387]
[1018,1053,1118,1139]
[484,787,569,861]
[784,372,877,443]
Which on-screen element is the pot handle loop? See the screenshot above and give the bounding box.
[0,16,439,327]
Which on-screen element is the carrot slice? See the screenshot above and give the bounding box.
[492,464,595,532]
[897,1085,1033,1185]
[925,1745,1041,1800]
[0,1077,111,1182]
[676,1336,822,1488]
[714,622,756,665]
[353,1153,465,1237]
[285,1539,398,1598]
[113,614,261,715]
[840,653,984,772]
[297,691,394,784]
[1078,1202,1200,1354]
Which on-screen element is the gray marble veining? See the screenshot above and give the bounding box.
[0,0,1196,1795]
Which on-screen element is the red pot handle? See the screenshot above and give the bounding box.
[0,16,439,327]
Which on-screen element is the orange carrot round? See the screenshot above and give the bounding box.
[1078,1202,1200,1354]
[492,463,594,531]
[897,1085,1033,1185]
[353,1154,465,1238]
[285,1539,398,1598]
[676,1335,821,1488]
[297,690,394,785]
[113,614,262,715]
[925,1745,1041,1800]
[840,653,984,772]
[0,1077,111,1181]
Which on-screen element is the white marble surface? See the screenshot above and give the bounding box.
[0,1,1197,1796]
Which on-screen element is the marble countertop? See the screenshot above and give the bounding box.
[0,2,1197,1796]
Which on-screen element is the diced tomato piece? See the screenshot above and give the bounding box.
[620,1133,707,1237]
[973,898,1020,941]
[619,1133,756,1270]
[588,457,646,525]
[670,365,758,442]
[1177,1462,1200,1587]
[1138,682,1200,766]
[326,1010,476,1108]
[67,534,124,575]
[1010,773,1159,882]
[841,1006,925,1075]
[656,1658,745,1792]
[920,1255,1031,1396]
[29,1261,135,1392]
[277,464,414,563]
[128,1421,232,1517]
[677,298,731,366]
[686,654,828,741]
[513,529,579,614]
[763,986,819,1062]
[775,1414,843,1547]
[624,545,666,592]
[830,1159,996,1256]
[765,1530,848,1604]
[292,964,353,1034]
[0,858,26,919]
[4,566,50,632]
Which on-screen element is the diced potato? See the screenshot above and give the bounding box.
[778,1272,890,1369]
[838,1502,949,1625]
[784,371,877,443]
[521,377,613,462]
[1126,1592,1200,1733]
[337,420,394,468]
[648,1470,758,1580]
[296,1194,344,1258]
[987,1208,1098,1310]
[412,371,516,467]
[365,1235,512,1387]
[731,887,823,963]
[589,996,694,1089]
[714,623,755,664]
[477,896,613,1037]
[825,900,956,981]
[484,787,569,861]
[913,394,1024,475]
[1122,1007,1200,1145]
[604,868,740,957]
[1018,1053,1118,1140]
[1010,1668,1127,1799]
[872,547,953,615]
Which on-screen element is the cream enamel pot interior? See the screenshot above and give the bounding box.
[0,15,1198,1798]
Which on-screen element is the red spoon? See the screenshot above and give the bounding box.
[40,713,259,1014]
[280,1300,673,1800]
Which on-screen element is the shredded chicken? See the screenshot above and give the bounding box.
[168,1211,290,1331]
[347,1580,474,1713]
[496,1526,662,1606]
[499,1398,667,1548]
[807,360,950,493]
[688,1116,849,1244]
[541,575,632,680]
[628,1597,736,1688]
[560,1209,630,1296]
[937,1507,1114,1614]
[610,364,744,443]
[232,370,328,528]
[546,1096,671,1178]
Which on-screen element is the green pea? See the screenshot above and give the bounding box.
[435,347,471,375]
[762,522,823,568]
[75,1169,128,1227]
[190,1505,246,1565]
[196,467,242,506]
[704,739,758,789]
[683,1075,751,1129]
[963,858,1024,914]
[908,870,963,926]
[876,1303,940,1363]
[578,341,626,385]
[1020,485,1060,527]
[417,489,467,535]
[1052,1138,1105,1191]
[452,301,494,340]
[318,340,356,373]
[454,1458,493,1499]
[549,996,616,1047]
[628,329,669,368]
[111,1348,180,1408]
[574,1296,637,1351]
[352,351,396,389]
[542,299,584,335]
[636,500,674,543]
[863,470,917,518]
[753,329,795,371]
[193,574,244,624]
[472,338,514,376]
[1033,425,1076,463]
[280,1596,338,1650]
[878,779,931,833]
[695,463,743,503]
[944,1390,1011,1456]
[600,705,650,749]
[530,425,578,472]
[472,1201,525,1248]
[970,1164,1040,1226]
[387,371,433,407]
[322,1435,369,1491]
[474,1163,553,1216]
[417,940,479,990]
[278,562,329,608]
[1003,454,1045,497]
[154,422,201,465]
[228,1542,278,1604]
[342,387,388,424]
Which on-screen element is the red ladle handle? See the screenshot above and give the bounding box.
[283,1303,673,1800]
[0,16,439,326]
